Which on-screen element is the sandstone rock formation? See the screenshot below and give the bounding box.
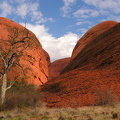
[0,17,49,85]
[62,21,119,74]
[41,21,120,107]
[71,21,118,60]
[48,58,70,80]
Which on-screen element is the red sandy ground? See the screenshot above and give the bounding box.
[41,21,120,107]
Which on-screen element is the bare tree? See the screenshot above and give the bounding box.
[0,27,30,109]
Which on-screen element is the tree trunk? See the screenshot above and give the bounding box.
[1,73,7,109]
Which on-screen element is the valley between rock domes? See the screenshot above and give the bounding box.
[0,17,120,108]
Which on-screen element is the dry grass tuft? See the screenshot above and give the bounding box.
[0,103,120,120]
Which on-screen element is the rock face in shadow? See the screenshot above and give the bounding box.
[0,17,50,85]
[62,21,118,74]
[48,58,70,80]
[41,21,120,107]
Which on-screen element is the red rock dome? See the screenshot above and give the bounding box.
[71,21,118,60]
[0,17,50,85]
[41,21,120,108]
[48,58,70,80]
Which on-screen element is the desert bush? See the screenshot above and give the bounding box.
[95,88,118,106]
[112,113,118,119]
[0,81,41,110]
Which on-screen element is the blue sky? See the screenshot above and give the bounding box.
[0,0,120,61]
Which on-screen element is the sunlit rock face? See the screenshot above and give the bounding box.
[0,17,50,85]
[41,21,120,108]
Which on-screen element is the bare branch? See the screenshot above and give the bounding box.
[8,33,18,41]
[6,53,17,72]
[0,39,11,43]
[0,48,7,55]
[4,46,13,59]
[7,53,17,66]
[0,72,3,79]
[11,36,30,46]
[13,42,29,57]
[0,72,3,75]
[13,62,25,76]
[0,53,7,69]
[6,81,15,91]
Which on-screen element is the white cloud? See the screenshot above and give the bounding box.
[63,0,76,6]
[100,15,120,22]
[72,0,120,24]
[36,17,54,24]
[16,3,29,18]
[0,1,12,17]
[22,23,79,62]
[61,0,76,17]
[77,28,88,36]
[82,0,100,7]
[73,8,99,18]
[0,1,53,24]
[83,0,120,13]
[16,2,45,22]
[9,0,27,4]
[59,0,120,26]
[76,21,91,26]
